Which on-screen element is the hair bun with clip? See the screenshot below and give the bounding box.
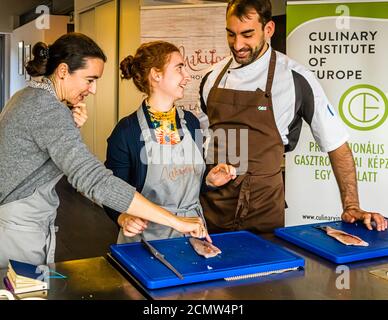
[39,47,49,59]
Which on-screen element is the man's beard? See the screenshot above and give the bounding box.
[231,40,267,66]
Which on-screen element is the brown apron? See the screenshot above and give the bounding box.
[200,49,285,234]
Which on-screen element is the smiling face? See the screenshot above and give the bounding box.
[62,57,105,105]
[226,9,274,66]
[153,51,190,102]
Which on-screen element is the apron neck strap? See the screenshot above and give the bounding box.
[176,106,184,119]
[213,58,233,89]
[136,102,153,142]
[137,100,188,142]
[212,50,276,95]
[264,49,276,95]
[176,107,189,132]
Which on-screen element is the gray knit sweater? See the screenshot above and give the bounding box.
[0,81,135,214]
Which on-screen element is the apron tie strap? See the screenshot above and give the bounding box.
[233,174,252,226]
[45,223,57,264]
[166,201,207,229]
[177,201,208,232]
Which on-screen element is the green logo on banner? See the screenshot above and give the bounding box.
[339,84,388,131]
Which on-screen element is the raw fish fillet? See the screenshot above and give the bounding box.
[323,226,369,246]
[189,238,222,258]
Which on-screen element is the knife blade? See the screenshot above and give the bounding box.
[140,235,184,280]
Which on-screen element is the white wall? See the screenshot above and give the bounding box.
[272,0,286,16]
[10,15,68,96]
[10,20,44,96]
[4,34,11,103]
[0,13,17,34]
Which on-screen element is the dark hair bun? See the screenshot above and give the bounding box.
[25,42,49,77]
[120,55,134,80]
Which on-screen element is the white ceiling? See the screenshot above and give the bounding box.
[0,0,225,31]
[0,0,290,32]
[141,0,226,4]
[0,0,49,32]
[0,0,46,16]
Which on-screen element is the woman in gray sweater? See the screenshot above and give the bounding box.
[0,33,208,269]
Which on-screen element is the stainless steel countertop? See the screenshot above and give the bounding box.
[1,256,145,300]
[108,234,388,300]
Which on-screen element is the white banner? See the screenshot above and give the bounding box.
[285,0,388,226]
[141,4,230,115]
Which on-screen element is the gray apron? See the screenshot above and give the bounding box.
[118,106,206,243]
[0,174,63,268]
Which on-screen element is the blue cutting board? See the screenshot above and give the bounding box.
[110,231,304,289]
[275,221,388,264]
